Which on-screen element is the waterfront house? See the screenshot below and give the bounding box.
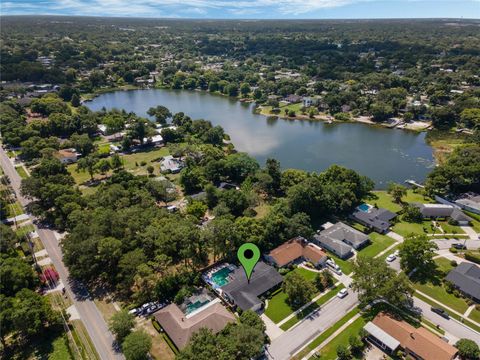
[351,207,397,233]
[302,96,320,108]
[265,237,327,268]
[413,203,472,225]
[445,262,480,302]
[364,313,457,360]
[220,261,283,312]
[285,94,302,104]
[313,222,370,259]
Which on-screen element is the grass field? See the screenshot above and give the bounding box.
[413,281,469,314]
[469,308,480,323]
[465,211,480,232]
[15,224,35,238]
[368,190,433,214]
[358,233,396,258]
[15,165,29,179]
[434,257,455,273]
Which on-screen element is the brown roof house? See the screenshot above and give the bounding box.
[265,237,327,268]
[54,148,79,164]
[364,313,457,360]
[154,290,235,350]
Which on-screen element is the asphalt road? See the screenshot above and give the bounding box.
[414,297,480,344]
[266,293,358,360]
[0,147,123,360]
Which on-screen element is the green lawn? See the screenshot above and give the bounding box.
[15,224,35,238]
[292,308,360,360]
[15,165,29,179]
[12,331,73,360]
[368,190,433,214]
[438,221,465,234]
[314,316,366,360]
[465,211,480,232]
[358,232,396,258]
[265,267,320,323]
[413,282,469,314]
[326,252,354,275]
[469,309,480,323]
[280,284,346,331]
[392,220,437,237]
[434,257,455,273]
[6,200,23,218]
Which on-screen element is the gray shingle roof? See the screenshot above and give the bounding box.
[351,208,396,233]
[445,262,480,300]
[313,233,353,258]
[220,261,283,311]
[450,209,473,223]
[320,222,370,248]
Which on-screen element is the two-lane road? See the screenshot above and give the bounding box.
[0,146,123,360]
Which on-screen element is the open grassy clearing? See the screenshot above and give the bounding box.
[15,165,29,179]
[358,232,396,258]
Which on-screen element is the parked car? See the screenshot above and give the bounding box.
[431,307,450,319]
[386,254,396,262]
[452,243,466,250]
[337,288,348,299]
[326,259,342,274]
[128,308,140,316]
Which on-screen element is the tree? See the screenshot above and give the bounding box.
[282,271,316,308]
[147,105,171,124]
[431,106,456,129]
[240,83,251,97]
[460,108,480,128]
[315,270,334,292]
[186,200,207,219]
[146,165,154,176]
[336,344,352,360]
[399,234,438,276]
[349,334,363,353]
[122,330,152,360]
[387,182,407,203]
[352,256,413,309]
[370,102,394,122]
[0,256,37,297]
[96,159,111,175]
[71,93,80,107]
[455,338,480,359]
[76,155,99,181]
[71,133,94,156]
[266,158,282,195]
[402,204,423,223]
[109,309,135,342]
[111,153,124,171]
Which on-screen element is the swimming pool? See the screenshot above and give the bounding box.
[357,203,371,212]
[211,267,232,287]
[186,299,210,314]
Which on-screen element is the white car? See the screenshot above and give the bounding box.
[337,288,348,299]
[386,254,397,262]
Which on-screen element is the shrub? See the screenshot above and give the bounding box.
[336,344,351,360]
[465,251,480,264]
[450,260,458,267]
[449,247,458,253]
[140,161,147,166]
[151,319,161,332]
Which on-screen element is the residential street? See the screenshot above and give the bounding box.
[414,296,480,344]
[266,293,358,360]
[0,147,124,360]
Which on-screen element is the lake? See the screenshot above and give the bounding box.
[85,89,434,188]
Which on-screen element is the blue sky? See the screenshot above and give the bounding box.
[1,0,479,19]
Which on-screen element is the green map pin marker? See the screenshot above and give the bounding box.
[237,243,261,283]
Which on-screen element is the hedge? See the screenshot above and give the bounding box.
[464,252,480,265]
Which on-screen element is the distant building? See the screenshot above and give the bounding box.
[160,155,184,174]
[143,134,163,146]
[351,207,397,234]
[445,262,480,302]
[154,289,235,350]
[285,94,302,103]
[220,261,283,312]
[54,149,79,164]
[364,313,457,360]
[302,96,320,108]
[313,222,370,259]
[97,124,107,135]
[265,237,327,268]
[454,193,480,215]
[413,203,472,225]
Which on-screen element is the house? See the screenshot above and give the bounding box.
[265,237,327,268]
[364,313,457,360]
[302,96,320,108]
[285,94,302,103]
[445,262,480,302]
[154,290,235,350]
[341,104,351,113]
[351,207,397,233]
[97,124,107,135]
[54,149,79,164]
[313,222,370,259]
[160,155,184,173]
[143,134,163,146]
[413,203,473,225]
[220,261,283,312]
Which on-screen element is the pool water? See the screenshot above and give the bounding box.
[211,267,232,287]
[186,299,210,314]
[357,203,371,212]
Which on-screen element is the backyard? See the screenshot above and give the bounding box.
[357,232,396,258]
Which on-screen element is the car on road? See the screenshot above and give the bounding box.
[452,243,466,250]
[337,288,348,299]
[431,307,450,319]
[386,254,396,262]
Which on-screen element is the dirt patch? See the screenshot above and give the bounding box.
[136,317,176,360]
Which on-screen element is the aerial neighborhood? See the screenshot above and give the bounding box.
[1,13,480,360]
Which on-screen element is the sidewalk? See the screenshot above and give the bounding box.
[300,313,362,360]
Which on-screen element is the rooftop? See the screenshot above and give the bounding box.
[220,261,283,311]
[372,313,457,360]
[445,262,480,300]
[267,237,327,267]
